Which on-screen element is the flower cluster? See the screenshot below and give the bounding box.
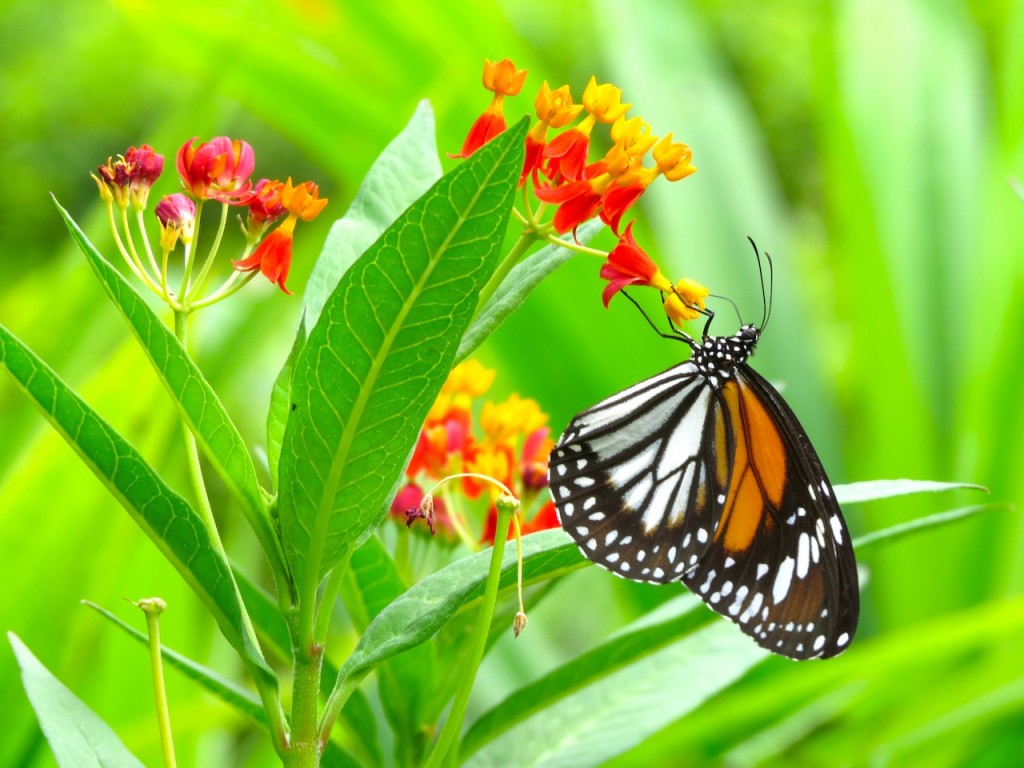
[92,137,327,309]
[392,360,559,547]
[454,59,709,328]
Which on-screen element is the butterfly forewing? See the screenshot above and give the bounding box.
[550,326,860,661]
[550,362,731,584]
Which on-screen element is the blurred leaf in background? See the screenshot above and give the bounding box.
[2,0,1022,765]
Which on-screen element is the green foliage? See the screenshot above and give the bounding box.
[0,323,271,681]
[10,633,145,768]
[2,1,1022,766]
[276,119,526,600]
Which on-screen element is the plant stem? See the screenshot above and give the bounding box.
[423,495,517,768]
[172,311,227,552]
[473,230,539,318]
[285,636,325,768]
[137,598,176,768]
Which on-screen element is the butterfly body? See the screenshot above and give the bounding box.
[549,324,859,660]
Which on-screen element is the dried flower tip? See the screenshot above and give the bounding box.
[513,610,528,638]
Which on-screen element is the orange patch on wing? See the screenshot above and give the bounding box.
[713,382,765,553]
[738,382,786,507]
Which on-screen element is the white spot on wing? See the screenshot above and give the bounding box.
[772,557,795,603]
[796,532,810,578]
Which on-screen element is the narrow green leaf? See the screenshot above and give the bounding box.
[305,99,443,330]
[455,219,604,362]
[278,120,528,595]
[80,602,266,723]
[835,478,988,504]
[52,200,274,557]
[0,324,272,680]
[462,619,766,768]
[854,503,1013,549]
[10,632,146,768]
[267,313,306,488]
[461,595,715,757]
[345,536,436,763]
[335,529,581,684]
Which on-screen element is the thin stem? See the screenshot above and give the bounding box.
[423,495,518,768]
[134,207,163,279]
[179,200,204,299]
[189,268,258,310]
[187,202,231,301]
[136,598,176,768]
[173,310,227,552]
[473,230,540,319]
[119,206,161,291]
[104,201,159,291]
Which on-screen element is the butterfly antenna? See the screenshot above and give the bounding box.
[763,250,775,330]
[748,237,772,330]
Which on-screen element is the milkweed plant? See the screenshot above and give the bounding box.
[2,58,985,767]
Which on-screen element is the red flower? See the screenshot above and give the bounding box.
[233,179,327,294]
[599,181,645,234]
[245,179,288,234]
[451,108,507,159]
[154,193,196,229]
[235,227,294,293]
[533,173,603,234]
[542,127,591,183]
[452,59,527,159]
[93,144,164,209]
[599,221,673,307]
[177,136,256,203]
[520,427,553,492]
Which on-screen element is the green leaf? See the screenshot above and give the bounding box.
[835,478,988,504]
[854,503,1013,549]
[10,632,146,768]
[52,200,276,562]
[335,529,582,685]
[461,594,716,757]
[267,313,306,489]
[456,219,604,362]
[80,601,266,723]
[0,324,272,680]
[344,536,436,764]
[277,120,528,596]
[304,99,443,330]
[462,615,767,768]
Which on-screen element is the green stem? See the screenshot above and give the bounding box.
[137,598,176,768]
[172,311,226,551]
[187,202,231,301]
[473,230,539,318]
[423,495,517,768]
[171,311,289,758]
[285,635,325,768]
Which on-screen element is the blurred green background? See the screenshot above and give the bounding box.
[2,0,1022,765]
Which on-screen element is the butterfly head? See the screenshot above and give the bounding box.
[691,324,761,388]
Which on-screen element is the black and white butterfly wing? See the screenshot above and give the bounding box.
[550,361,729,585]
[549,351,859,660]
[678,365,859,659]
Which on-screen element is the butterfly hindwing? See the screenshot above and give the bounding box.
[680,365,858,659]
[550,326,860,660]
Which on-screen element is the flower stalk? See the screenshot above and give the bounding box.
[134,597,176,768]
[423,493,520,768]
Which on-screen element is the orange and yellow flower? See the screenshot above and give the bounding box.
[452,58,528,159]
[395,360,559,547]
[233,178,327,294]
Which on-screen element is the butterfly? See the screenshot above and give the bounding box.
[548,245,859,660]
